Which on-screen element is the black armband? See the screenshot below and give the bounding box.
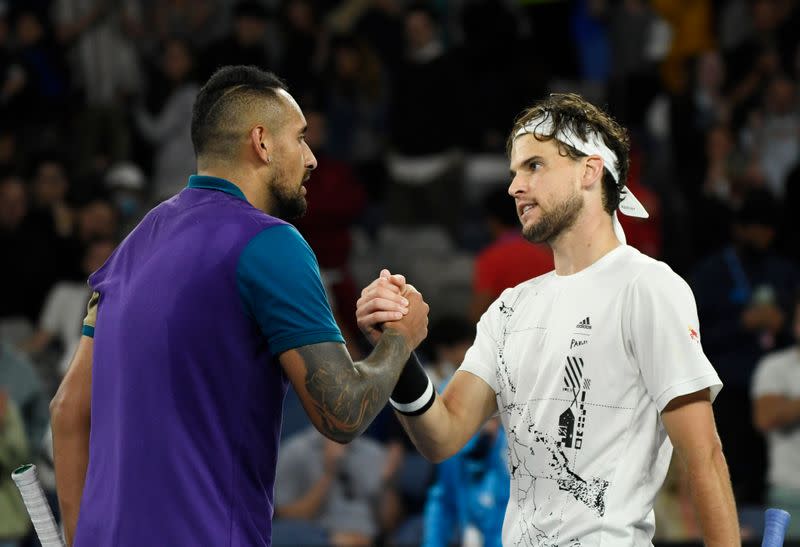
[390,352,435,416]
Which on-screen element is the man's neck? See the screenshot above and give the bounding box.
[550,213,620,276]
[197,166,270,213]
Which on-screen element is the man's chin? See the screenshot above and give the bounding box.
[273,197,307,221]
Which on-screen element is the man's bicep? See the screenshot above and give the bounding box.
[442,370,498,444]
[661,389,719,462]
[51,335,93,418]
[279,342,358,440]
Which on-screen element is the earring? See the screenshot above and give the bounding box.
[267,155,272,163]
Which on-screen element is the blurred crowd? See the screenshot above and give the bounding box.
[1,0,800,545]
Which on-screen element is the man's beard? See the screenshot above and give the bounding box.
[269,170,308,221]
[522,190,583,244]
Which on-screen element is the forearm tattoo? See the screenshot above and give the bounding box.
[296,330,409,442]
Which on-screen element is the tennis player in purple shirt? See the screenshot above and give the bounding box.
[49,66,429,547]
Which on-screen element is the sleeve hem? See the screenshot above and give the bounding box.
[271,331,345,356]
[458,362,499,393]
[655,373,723,412]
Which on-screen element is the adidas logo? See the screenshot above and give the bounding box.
[576,317,591,329]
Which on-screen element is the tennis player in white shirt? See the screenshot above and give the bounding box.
[356,93,740,546]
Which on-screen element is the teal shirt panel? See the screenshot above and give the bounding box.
[237,224,344,356]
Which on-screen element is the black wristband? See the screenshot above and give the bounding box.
[390,352,435,416]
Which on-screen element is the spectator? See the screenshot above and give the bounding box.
[353,0,405,73]
[104,162,147,236]
[422,418,508,547]
[149,0,222,51]
[20,239,114,377]
[457,0,525,152]
[470,185,553,323]
[740,76,799,198]
[0,391,31,546]
[0,175,67,327]
[607,0,668,128]
[0,3,27,130]
[280,0,322,101]
[14,9,70,126]
[59,196,118,277]
[24,157,72,240]
[723,0,784,129]
[322,34,389,168]
[201,0,273,80]
[0,344,48,455]
[752,293,800,540]
[670,50,731,187]
[688,125,740,261]
[53,0,143,176]
[386,4,464,240]
[274,426,385,547]
[652,0,715,95]
[134,37,198,201]
[692,188,800,504]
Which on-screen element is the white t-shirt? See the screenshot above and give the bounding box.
[39,281,91,374]
[751,346,800,489]
[459,245,722,546]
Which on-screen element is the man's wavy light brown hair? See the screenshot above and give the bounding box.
[507,93,630,214]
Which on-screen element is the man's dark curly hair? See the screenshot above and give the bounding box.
[507,93,630,215]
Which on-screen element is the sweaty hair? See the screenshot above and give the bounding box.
[507,93,630,215]
[191,66,287,161]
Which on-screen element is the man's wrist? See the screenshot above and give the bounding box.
[381,326,413,355]
[390,352,435,416]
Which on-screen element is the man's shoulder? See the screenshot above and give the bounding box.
[619,248,688,291]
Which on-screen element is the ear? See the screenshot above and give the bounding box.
[250,125,272,165]
[581,155,605,189]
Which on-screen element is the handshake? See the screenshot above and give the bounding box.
[356,269,430,352]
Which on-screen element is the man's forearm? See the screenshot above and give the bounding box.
[686,446,740,546]
[755,396,800,431]
[297,329,410,443]
[52,414,90,545]
[397,399,459,463]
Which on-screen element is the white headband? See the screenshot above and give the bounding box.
[514,116,649,220]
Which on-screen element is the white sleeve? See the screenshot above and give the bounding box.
[628,263,723,412]
[751,355,786,398]
[458,292,505,393]
[39,285,66,334]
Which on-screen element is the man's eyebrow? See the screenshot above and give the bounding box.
[510,155,544,177]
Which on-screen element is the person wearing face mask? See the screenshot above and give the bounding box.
[104,162,147,236]
[691,187,800,506]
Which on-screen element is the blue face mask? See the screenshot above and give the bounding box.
[115,195,141,218]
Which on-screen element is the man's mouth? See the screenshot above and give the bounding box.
[519,202,538,220]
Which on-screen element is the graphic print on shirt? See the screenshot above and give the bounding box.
[495,301,608,547]
[559,356,589,450]
[494,300,518,396]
